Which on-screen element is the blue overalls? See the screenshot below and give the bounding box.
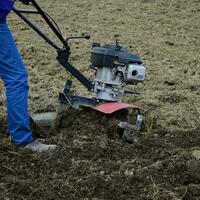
[0,0,33,144]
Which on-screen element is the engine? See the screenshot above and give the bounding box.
[91,43,146,102]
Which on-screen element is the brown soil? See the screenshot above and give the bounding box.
[0,0,200,199]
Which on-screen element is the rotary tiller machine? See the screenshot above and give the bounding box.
[13,0,146,143]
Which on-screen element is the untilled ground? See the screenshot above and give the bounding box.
[0,0,200,199]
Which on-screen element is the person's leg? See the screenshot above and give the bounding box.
[0,21,33,145]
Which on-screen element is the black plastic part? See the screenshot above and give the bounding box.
[132,70,138,76]
[91,43,142,68]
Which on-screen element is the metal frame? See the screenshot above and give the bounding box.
[13,0,93,91]
[13,1,144,142]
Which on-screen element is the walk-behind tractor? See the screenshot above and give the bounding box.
[13,0,146,143]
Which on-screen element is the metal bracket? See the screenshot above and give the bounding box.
[59,80,97,109]
[118,113,143,143]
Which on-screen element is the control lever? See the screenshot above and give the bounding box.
[66,34,90,42]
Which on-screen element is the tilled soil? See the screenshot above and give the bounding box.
[0,0,200,199]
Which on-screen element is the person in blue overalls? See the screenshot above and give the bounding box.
[0,0,57,152]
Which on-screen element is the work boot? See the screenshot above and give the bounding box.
[24,140,57,153]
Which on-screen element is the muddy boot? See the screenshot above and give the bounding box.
[24,140,57,153]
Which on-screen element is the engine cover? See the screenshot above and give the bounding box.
[91,43,142,67]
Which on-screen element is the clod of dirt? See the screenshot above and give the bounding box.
[98,134,109,150]
[192,150,200,160]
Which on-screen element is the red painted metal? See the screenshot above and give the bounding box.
[92,102,143,114]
